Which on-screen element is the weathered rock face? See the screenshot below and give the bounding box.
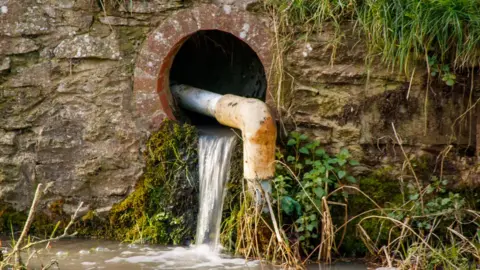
[0,0,476,214]
[0,0,185,213]
[285,23,476,166]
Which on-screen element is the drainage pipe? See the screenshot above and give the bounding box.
[171,84,276,180]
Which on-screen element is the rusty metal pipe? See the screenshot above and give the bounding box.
[172,84,276,180]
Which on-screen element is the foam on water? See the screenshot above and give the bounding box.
[104,244,258,269]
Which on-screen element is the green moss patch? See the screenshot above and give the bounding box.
[105,120,199,244]
[340,166,404,257]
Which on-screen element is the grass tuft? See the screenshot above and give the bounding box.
[266,0,480,74]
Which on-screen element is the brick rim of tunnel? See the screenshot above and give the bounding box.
[133,4,274,131]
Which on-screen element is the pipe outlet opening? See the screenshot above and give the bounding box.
[170,30,267,125]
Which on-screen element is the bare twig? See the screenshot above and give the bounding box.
[1,181,84,269]
[391,123,424,212]
[12,184,44,267]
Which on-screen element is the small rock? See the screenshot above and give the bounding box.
[0,130,16,146]
[52,0,75,9]
[63,10,93,29]
[53,33,121,60]
[0,37,38,55]
[0,4,50,36]
[0,57,10,71]
[5,62,52,87]
[73,0,100,11]
[99,16,128,25]
[118,0,182,13]
[99,16,147,26]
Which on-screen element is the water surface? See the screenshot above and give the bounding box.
[7,239,366,270]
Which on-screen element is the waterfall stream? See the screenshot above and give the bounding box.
[196,127,237,251]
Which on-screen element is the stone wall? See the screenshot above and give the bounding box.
[0,0,475,213]
[0,0,186,212]
[285,24,476,167]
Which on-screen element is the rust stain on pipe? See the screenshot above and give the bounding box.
[215,95,276,180]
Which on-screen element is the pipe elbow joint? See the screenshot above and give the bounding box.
[214,95,277,180]
[171,85,277,181]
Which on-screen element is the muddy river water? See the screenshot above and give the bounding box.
[2,239,367,270]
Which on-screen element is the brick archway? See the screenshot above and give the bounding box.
[133,4,273,131]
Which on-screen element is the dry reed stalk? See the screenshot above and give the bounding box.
[358,215,459,269]
[391,123,425,212]
[318,197,333,263]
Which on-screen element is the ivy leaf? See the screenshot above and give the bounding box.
[346,175,356,183]
[290,132,300,139]
[338,170,346,179]
[315,149,326,157]
[339,148,350,157]
[409,193,419,201]
[425,185,435,194]
[306,224,315,231]
[313,187,325,198]
[299,134,308,141]
[287,155,295,162]
[441,198,451,206]
[287,139,297,146]
[317,166,326,174]
[281,196,302,216]
[349,160,360,166]
[446,79,455,86]
[305,142,317,150]
[328,158,339,164]
[299,147,309,155]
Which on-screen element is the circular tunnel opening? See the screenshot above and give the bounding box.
[170,30,267,125]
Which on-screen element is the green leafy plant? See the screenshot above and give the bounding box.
[274,132,359,253]
[428,56,457,86]
[357,173,479,268]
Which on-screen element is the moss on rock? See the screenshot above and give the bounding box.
[0,120,198,244]
[107,120,199,244]
[340,166,404,256]
[75,120,200,244]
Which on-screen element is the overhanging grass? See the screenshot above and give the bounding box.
[267,0,480,73]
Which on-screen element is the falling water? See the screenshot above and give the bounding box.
[196,127,237,251]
